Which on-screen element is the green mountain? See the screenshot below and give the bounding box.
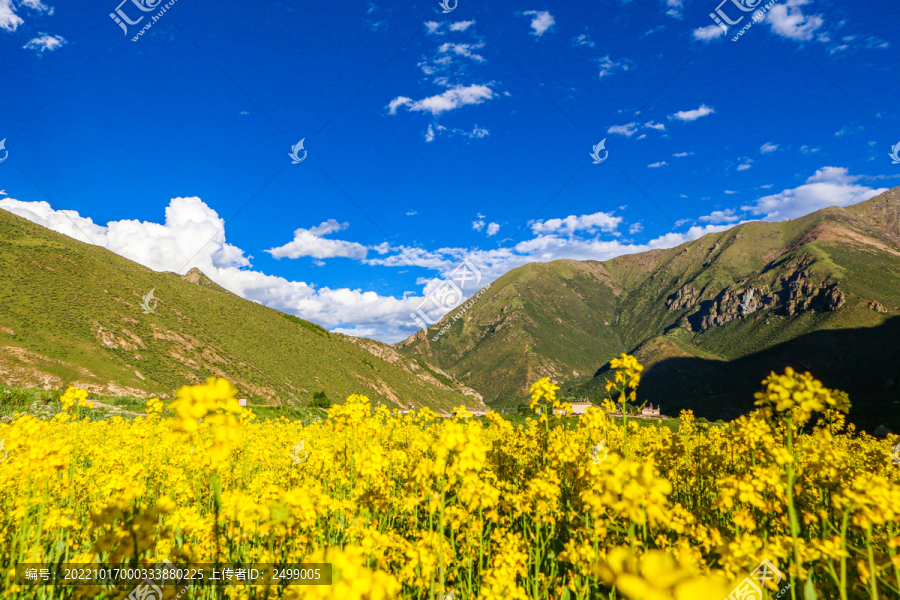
[396,188,900,430]
[0,208,482,412]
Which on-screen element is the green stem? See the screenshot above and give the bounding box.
[867,528,879,600]
[785,421,801,600]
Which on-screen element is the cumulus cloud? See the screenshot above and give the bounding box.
[608,122,639,136]
[629,222,644,234]
[665,0,683,18]
[530,212,621,235]
[766,0,824,41]
[449,20,474,31]
[486,222,500,236]
[438,41,486,62]
[760,142,779,154]
[742,166,888,220]
[0,196,755,343]
[0,196,251,273]
[669,105,715,122]
[387,84,494,116]
[266,220,368,260]
[23,33,65,53]
[699,209,740,224]
[472,220,485,231]
[522,10,555,36]
[424,21,442,34]
[1,0,52,32]
[692,24,726,42]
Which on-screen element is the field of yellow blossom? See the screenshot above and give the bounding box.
[1,356,899,600]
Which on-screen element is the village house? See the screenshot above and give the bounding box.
[553,401,594,416]
[641,404,661,417]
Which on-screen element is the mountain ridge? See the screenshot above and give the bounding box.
[0,208,481,411]
[395,188,900,428]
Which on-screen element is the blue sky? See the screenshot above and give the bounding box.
[1,0,898,342]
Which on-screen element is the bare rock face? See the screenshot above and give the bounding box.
[869,301,888,313]
[666,286,699,311]
[683,270,846,332]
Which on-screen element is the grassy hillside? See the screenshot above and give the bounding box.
[0,208,481,411]
[396,188,900,430]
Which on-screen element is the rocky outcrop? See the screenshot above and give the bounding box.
[869,301,888,313]
[665,286,699,311]
[678,270,845,332]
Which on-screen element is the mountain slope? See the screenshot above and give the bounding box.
[396,188,900,428]
[0,208,482,411]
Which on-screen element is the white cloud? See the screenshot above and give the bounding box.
[648,161,668,168]
[472,220,485,231]
[530,211,622,235]
[666,0,683,18]
[800,145,820,154]
[766,0,824,41]
[0,0,23,31]
[724,190,738,194]
[834,126,861,137]
[737,164,752,171]
[673,151,694,157]
[424,123,487,142]
[486,222,500,236]
[595,55,633,79]
[266,220,368,260]
[462,124,489,138]
[629,222,644,234]
[742,166,888,220]
[643,121,666,131]
[641,25,665,38]
[438,41,486,62]
[387,84,494,116]
[424,21,442,34]
[760,142,779,154]
[668,104,715,122]
[23,33,65,53]
[406,210,417,216]
[692,24,726,42]
[0,196,754,343]
[699,209,739,224]
[522,10,555,36]
[1,0,53,32]
[449,20,474,31]
[572,34,594,47]
[608,122,639,136]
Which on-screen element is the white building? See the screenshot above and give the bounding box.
[641,404,661,417]
[554,401,593,416]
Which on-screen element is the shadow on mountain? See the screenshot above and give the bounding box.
[636,316,900,433]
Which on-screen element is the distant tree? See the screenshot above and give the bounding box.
[310,391,331,409]
[516,402,531,415]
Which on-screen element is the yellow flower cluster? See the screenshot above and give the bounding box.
[60,386,93,412]
[0,361,898,600]
[754,366,851,423]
